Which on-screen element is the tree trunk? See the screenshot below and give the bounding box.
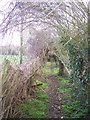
[20,8,23,64]
[58,60,64,76]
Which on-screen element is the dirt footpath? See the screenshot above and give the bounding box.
[47,75,61,118]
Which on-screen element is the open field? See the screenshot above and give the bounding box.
[0,55,28,65]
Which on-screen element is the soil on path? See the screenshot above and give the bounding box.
[47,75,61,118]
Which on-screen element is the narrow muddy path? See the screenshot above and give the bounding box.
[47,75,61,118]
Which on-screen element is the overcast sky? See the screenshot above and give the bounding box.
[0,0,89,46]
[0,0,20,46]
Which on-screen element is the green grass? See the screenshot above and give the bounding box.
[42,62,51,76]
[36,80,48,91]
[42,62,59,77]
[53,67,59,77]
[19,80,48,118]
[0,55,27,64]
[19,99,47,118]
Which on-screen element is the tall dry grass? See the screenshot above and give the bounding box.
[1,58,41,118]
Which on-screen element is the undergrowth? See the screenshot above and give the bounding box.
[18,80,48,118]
[42,62,59,77]
[57,77,88,118]
[42,62,51,77]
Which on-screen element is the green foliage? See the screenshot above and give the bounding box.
[19,99,46,118]
[42,62,51,76]
[53,67,59,77]
[67,43,88,101]
[36,80,48,92]
[57,78,88,118]
[57,87,70,94]
[62,102,88,118]
[42,62,59,77]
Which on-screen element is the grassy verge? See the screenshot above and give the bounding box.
[18,80,48,118]
[57,77,88,118]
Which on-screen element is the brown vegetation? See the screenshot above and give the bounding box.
[1,58,42,117]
